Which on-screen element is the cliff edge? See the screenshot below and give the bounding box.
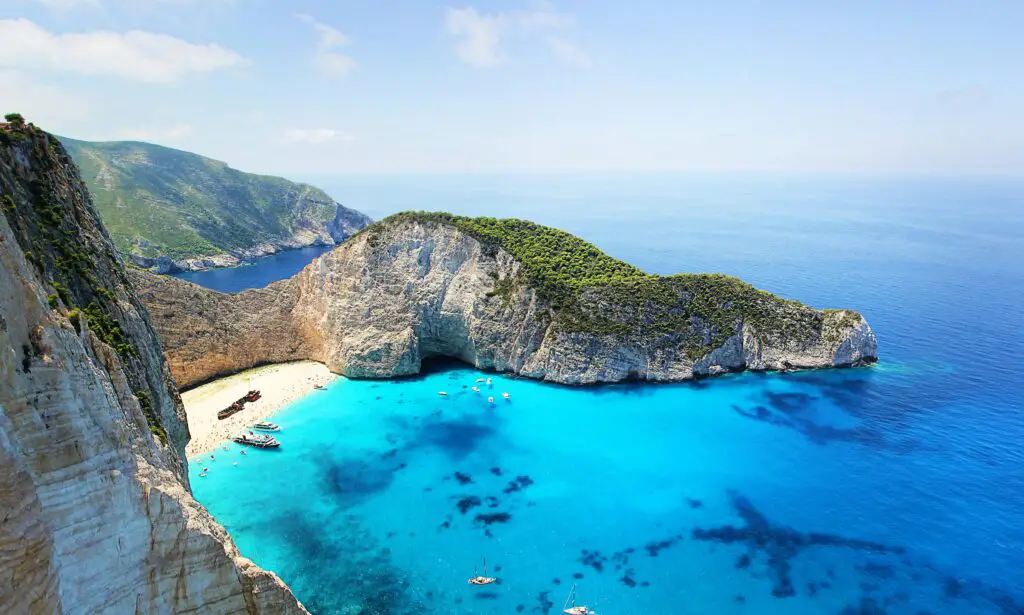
[0,115,307,614]
[134,212,876,389]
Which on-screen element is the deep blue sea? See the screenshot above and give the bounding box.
[171,245,335,293]
[185,174,1024,614]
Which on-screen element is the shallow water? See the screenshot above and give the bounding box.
[189,174,1024,614]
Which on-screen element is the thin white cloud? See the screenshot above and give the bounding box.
[546,36,589,68]
[283,128,354,145]
[22,0,100,9]
[445,7,505,66]
[22,0,233,8]
[296,13,357,78]
[444,2,587,68]
[0,19,245,83]
[0,70,91,125]
[119,124,194,142]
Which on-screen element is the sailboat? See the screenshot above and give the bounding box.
[563,584,594,614]
[467,558,496,585]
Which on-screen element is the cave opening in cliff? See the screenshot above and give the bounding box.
[419,355,480,376]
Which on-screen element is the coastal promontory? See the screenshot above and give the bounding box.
[60,136,372,273]
[134,212,877,389]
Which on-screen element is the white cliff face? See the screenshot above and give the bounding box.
[135,218,876,389]
[0,126,307,615]
[292,222,876,384]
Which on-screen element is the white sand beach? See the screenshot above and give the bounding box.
[181,360,337,458]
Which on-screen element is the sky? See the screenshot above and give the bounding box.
[0,0,1022,175]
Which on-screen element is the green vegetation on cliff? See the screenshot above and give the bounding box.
[371,212,863,359]
[59,137,370,261]
[1,117,167,442]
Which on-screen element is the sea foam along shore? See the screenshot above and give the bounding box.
[181,360,337,458]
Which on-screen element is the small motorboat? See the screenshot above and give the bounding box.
[471,386,481,393]
[486,378,492,385]
[467,558,496,586]
[487,396,495,404]
[563,584,594,614]
[198,472,207,478]
[502,392,510,399]
[252,421,280,432]
[232,433,280,449]
[438,391,448,396]
[475,378,485,383]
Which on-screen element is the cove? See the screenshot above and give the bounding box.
[190,360,1021,614]
[170,245,335,293]
[184,173,1024,614]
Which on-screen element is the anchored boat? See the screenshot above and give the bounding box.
[252,421,280,432]
[232,433,280,449]
[563,584,594,614]
[467,558,496,586]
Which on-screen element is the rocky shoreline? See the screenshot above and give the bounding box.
[128,206,371,273]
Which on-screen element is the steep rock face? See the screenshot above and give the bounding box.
[0,118,307,614]
[132,273,319,388]
[135,217,876,389]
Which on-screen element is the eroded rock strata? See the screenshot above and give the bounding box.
[0,118,307,614]
[134,213,877,389]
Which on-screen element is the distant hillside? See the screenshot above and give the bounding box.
[60,137,371,272]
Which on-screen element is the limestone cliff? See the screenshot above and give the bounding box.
[134,213,876,389]
[0,116,307,614]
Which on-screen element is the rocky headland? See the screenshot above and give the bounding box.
[134,212,877,390]
[60,136,372,273]
[0,116,307,614]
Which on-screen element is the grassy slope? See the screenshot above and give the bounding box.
[368,212,863,358]
[60,137,359,260]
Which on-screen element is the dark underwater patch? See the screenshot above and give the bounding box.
[578,549,607,572]
[454,471,474,485]
[620,568,637,588]
[765,391,817,414]
[323,457,395,500]
[456,496,482,514]
[691,492,905,599]
[474,591,499,600]
[837,597,886,615]
[406,415,498,460]
[503,475,535,493]
[534,590,554,614]
[730,402,889,449]
[475,512,512,525]
[643,537,679,557]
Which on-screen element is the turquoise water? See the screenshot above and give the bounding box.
[187,174,1024,614]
